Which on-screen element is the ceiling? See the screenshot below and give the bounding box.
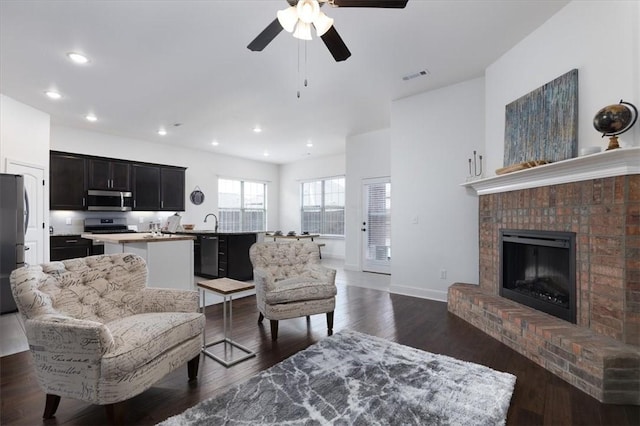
[0,0,568,165]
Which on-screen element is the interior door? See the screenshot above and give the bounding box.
[6,160,46,265]
[362,177,391,274]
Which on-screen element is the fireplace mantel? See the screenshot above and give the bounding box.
[461,146,639,195]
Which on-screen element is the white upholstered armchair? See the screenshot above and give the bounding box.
[9,253,204,423]
[249,241,337,340]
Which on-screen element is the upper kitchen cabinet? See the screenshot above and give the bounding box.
[160,166,185,211]
[88,158,130,191]
[132,164,185,211]
[50,151,87,210]
[132,164,160,211]
[50,150,185,212]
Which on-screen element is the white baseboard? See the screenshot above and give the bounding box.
[389,285,448,303]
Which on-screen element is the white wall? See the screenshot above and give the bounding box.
[50,125,280,233]
[0,94,51,263]
[390,77,483,301]
[0,94,50,173]
[279,153,346,259]
[344,128,391,270]
[485,0,640,175]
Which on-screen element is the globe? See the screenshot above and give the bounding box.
[593,100,637,150]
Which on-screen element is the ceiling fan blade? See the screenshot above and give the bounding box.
[247,19,283,52]
[331,0,408,7]
[320,26,351,62]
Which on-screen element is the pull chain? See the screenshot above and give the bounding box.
[297,39,301,98]
[297,40,309,99]
[304,41,308,88]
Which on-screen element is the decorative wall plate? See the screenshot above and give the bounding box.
[190,186,205,205]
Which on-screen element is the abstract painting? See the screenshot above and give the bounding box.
[504,69,578,167]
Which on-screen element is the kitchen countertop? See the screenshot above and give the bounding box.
[168,231,259,236]
[81,232,196,244]
[266,233,320,239]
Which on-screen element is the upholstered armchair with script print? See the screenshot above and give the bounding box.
[249,241,337,340]
[9,253,204,423]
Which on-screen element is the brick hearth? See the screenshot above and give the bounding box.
[448,174,640,404]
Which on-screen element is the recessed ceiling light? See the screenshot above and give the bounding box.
[45,90,61,100]
[263,151,269,157]
[211,140,219,146]
[253,126,262,133]
[157,129,167,136]
[306,141,313,148]
[67,52,89,64]
[85,113,97,122]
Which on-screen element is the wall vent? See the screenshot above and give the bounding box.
[402,69,430,81]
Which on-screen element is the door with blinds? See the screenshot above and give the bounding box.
[362,178,391,274]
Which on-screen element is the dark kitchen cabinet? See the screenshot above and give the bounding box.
[132,164,161,210]
[193,236,201,275]
[160,167,185,211]
[187,233,256,281]
[50,150,185,212]
[88,158,130,191]
[217,236,228,278]
[132,164,185,211]
[217,234,256,281]
[50,152,87,210]
[50,235,91,261]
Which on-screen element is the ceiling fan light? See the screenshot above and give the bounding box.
[313,12,334,36]
[277,6,298,33]
[297,0,320,24]
[293,22,313,40]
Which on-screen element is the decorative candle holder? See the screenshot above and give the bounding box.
[466,150,483,181]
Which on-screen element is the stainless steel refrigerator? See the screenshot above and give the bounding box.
[0,173,26,314]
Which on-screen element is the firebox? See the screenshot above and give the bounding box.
[499,229,576,323]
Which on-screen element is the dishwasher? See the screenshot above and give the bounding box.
[200,235,219,277]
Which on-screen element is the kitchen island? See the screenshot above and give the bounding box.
[176,231,259,308]
[81,233,196,291]
[169,231,259,281]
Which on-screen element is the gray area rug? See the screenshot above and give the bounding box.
[159,329,516,425]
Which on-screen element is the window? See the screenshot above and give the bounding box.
[301,176,345,236]
[218,178,266,232]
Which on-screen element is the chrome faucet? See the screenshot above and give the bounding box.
[204,213,218,233]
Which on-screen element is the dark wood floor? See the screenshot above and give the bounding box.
[1,283,638,425]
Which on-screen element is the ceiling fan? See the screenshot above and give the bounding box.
[247,0,408,62]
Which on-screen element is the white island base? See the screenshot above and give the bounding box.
[83,233,195,291]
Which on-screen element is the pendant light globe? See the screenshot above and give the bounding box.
[297,0,320,24]
[313,11,334,36]
[293,22,313,40]
[277,6,298,33]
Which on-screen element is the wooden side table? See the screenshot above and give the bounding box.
[197,278,256,367]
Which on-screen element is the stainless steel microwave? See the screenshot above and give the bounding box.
[86,190,133,211]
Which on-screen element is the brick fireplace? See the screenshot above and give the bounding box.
[448,148,640,405]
